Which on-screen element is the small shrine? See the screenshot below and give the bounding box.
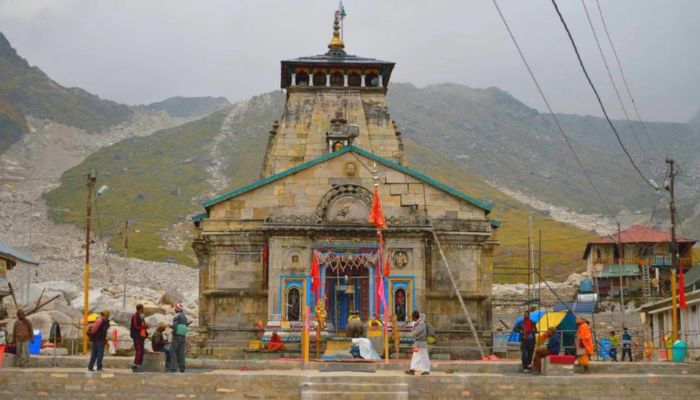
[192,11,499,358]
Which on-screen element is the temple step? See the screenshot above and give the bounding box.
[301,382,409,400]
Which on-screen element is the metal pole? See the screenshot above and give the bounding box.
[538,229,542,310]
[617,221,624,328]
[528,215,533,305]
[82,172,96,354]
[667,159,679,341]
[122,220,129,311]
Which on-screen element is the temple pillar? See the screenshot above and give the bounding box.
[326,73,331,87]
[378,74,383,87]
[291,73,296,86]
[309,73,314,87]
[343,74,348,87]
[361,74,366,87]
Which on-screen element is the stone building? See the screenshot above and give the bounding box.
[192,14,499,351]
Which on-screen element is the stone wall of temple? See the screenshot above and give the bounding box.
[262,88,404,176]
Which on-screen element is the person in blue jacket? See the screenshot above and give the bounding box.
[532,326,561,373]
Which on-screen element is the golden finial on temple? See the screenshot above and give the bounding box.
[328,10,345,52]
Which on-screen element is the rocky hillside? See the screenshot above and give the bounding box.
[44,91,593,280]
[136,96,231,118]
[387,83,700,238]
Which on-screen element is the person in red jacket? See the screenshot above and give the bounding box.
[88,310,110,372]
[130,304,148,372]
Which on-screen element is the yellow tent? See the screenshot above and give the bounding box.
[534,310,577,347]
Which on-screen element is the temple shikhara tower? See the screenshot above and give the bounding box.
[192,13,499,356]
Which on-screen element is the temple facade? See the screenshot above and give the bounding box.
[192,14,499,353]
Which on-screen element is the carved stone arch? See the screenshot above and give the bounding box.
[315,185,373,224]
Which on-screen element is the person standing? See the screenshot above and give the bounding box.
[514,310,538,373]
[130,304,148,372]
[576,318,594,372]
[404,310,430,376]
[170,303,189,373]
[151,322,172,371]
[621,327,633,361]
[88,310,110,371]
[532,326,561,373]
[609,331,620,361]
[12,310,33,368]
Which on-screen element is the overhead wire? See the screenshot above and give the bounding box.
[550,0,657,191]
[579,0,656,174]
[595,0,664,159]
[489,0,618,223]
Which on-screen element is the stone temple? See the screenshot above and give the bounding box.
[192,14,499,355]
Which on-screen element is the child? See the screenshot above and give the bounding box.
[609,331,620,361]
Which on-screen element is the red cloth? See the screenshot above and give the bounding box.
[265,334,284,351]
[368,187,386,229]
[310,251,320,300]
[383,249,391,277]
[548,355,576,364]
[680,267,687,309]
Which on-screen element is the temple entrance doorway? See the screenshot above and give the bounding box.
[322,252,375,332]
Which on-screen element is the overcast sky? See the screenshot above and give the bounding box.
[1,0,698,122]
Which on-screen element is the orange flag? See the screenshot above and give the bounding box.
[368,186,386,229]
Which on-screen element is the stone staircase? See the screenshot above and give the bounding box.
[301,378,409,400]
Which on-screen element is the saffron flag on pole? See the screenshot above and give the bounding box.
[369,187,386,229]
[310,251,320,300]
[679,266,687,310]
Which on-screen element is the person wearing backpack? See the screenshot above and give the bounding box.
[404,310,430,375]
[170,303,189,373]
[87,310,110,371]
[130,304,148,372]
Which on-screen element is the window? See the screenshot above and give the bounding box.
[348,72,361,87]
[330,72,344,86]
[295,71,309,86]
[365,73,379,87]
[313,73,327,87]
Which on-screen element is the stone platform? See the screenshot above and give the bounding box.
[1,366,699,399]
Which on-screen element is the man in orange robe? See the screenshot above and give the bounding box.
[576,318,594,371]
[265,331,284,352]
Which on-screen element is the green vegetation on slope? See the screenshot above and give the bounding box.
[45,109,229,265]
[404,140,594,282]
[45,90,594,280]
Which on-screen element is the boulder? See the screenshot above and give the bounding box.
[141,300,167,317]
[109,324,133,355]
[46,310,82,340]
[159,289,184,307]
[36,281,81,302]
[145,313,171,331]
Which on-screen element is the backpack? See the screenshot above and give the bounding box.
[425,321,437,345]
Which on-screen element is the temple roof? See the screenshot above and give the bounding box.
[199,145,493,214]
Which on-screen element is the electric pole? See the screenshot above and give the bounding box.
[617,221,624,328]
[122,220,129,311]
[82,171,96,354]
[666,159,679,341]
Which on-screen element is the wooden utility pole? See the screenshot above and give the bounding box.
[122,220,129,311]
[527,215,533,305]
[667,159,679,341]
[82,172,96,354]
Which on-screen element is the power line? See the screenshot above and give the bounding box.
[551,0,658,192]
[595,0,664,159]
[489,0,618,222]
[579,0,656,174]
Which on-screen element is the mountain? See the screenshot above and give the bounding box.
[387,83,700,236]
[0,31,133,152]
[44,91,594,280]
[137,96,231,118]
